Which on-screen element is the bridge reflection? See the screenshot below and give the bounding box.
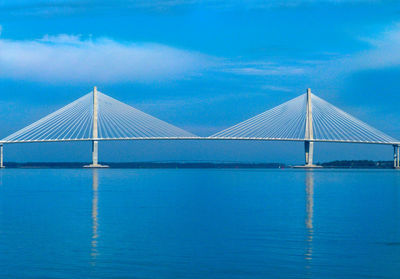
[305,171,314,269]
[91,169,99,264]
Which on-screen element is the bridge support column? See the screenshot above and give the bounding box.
[0,144,4,168]
[394,145,400,169]
[92,140,98,166]
[85,86,108,168]
[305,140,314,166]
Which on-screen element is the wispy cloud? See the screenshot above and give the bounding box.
[39,34,83,44]
[225,61,306,76]
[218,22,400,89]
[0,33,311,84]
[0,0,384,16]
[221,22,400,82]
[262,85,292,92]
[0,34,215,83]
[350,23,400,70]
[2,20,399,85]
[314,23,400,78]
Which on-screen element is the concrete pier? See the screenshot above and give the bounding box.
[0,144,4,168]
[394,145,400,169]
[305,140,314,166]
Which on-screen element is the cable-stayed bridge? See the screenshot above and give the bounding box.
[1,87,399,168]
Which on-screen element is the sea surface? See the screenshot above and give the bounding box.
[0,168,399,278]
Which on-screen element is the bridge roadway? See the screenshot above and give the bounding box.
[0,137,399,145]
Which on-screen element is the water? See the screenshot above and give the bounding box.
[0,169,399,278]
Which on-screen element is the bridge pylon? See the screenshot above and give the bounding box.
[84,86,108,168]
[304,88,320,168]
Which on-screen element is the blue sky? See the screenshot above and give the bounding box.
[0,0,399,163]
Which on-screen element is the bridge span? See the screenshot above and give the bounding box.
[1,87,399,168]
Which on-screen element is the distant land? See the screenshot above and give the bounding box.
[319,160,394,168]
[1,160,396,169]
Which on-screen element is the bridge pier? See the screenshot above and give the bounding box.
[92,140,99,165]
[84,86,108,168]
[0,144,4,168]
[305,140,314,166]
[394,145,400,169]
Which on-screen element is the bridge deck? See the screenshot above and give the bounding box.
[1,137,398,146]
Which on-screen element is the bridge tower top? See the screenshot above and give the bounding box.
[304,88,314,166]
[305,88,313,141]
[93,86,98,140]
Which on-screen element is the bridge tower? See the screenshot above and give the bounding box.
[304,88,316,167]
[85,86,108,168]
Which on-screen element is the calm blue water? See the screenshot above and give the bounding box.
[0,169,399,278]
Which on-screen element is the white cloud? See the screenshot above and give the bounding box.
[5,22,399,86]
[0,35,215,83]
[0,34,311,84]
